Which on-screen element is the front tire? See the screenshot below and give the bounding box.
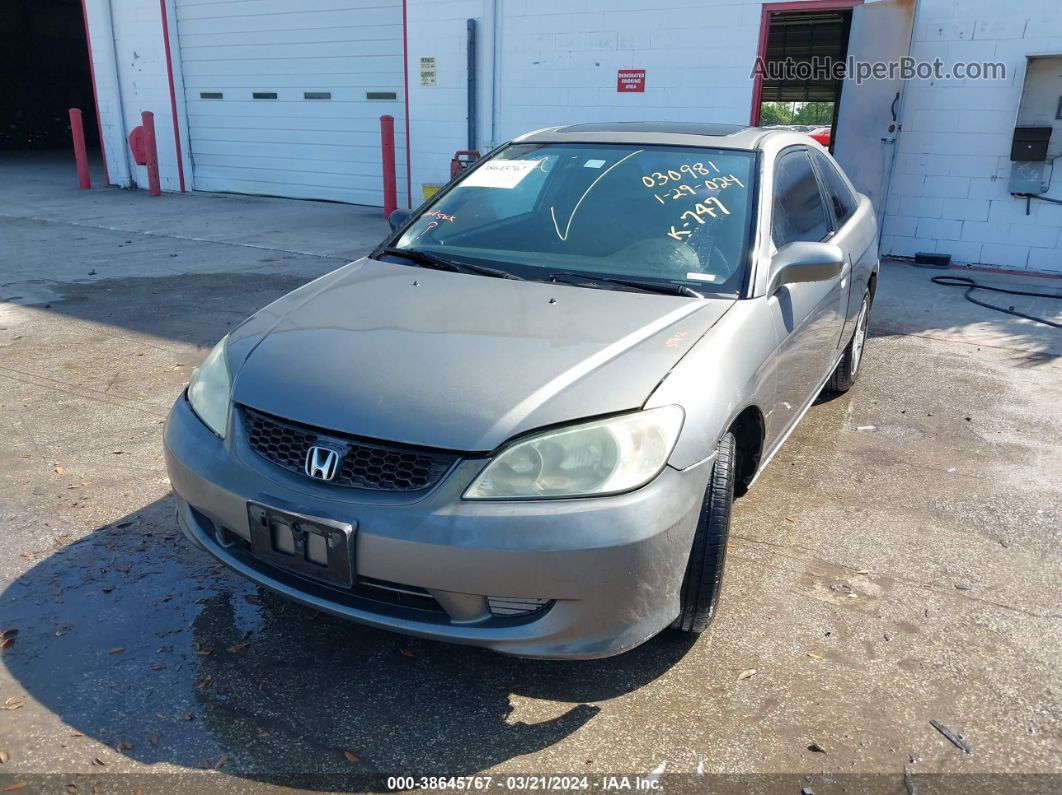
[826,293,870,394]
[671,432,737,634]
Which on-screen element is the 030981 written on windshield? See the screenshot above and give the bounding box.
[638,160,747,243]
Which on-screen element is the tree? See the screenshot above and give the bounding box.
[759,101,835,127]
[759,102,795,126]
[793,102,834,125]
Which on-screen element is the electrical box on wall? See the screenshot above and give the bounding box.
[1011,56,1062,196]
[1008,126,1052,194]
[1010,126,1052,161]
[1009,161,1052,194]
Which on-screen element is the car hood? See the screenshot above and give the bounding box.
[229,258,734,452]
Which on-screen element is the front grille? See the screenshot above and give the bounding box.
[241,406,457,491]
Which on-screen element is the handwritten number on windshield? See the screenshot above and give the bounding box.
[641,161,719,188]
[668,197,731,241]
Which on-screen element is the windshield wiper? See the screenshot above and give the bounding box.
[548,271,702,298]
[380,247,524,280]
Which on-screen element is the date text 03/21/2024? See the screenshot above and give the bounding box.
[385,775,664,791]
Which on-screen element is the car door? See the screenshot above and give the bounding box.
[766,147,847,438]
[809,148,865,348]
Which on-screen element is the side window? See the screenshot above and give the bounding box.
[772,150,830,247]
[812,150,858,226]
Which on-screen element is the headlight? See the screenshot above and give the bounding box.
[464,406,684,499]
[187,335,232,438]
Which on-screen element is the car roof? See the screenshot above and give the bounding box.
[515,121,779,151]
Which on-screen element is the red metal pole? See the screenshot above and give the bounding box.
[401,0,412,209]
[69,108,91,190]
[380,114,397,217]
[158,0,186,191]
[142,111,161,196]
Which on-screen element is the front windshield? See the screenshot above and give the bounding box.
[393,143,756,295]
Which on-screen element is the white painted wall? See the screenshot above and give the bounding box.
[405,0,498,207]
[84,0,192,192]
[492,1,760,137]
[80,0,129,186]
[406,0,764,199]
[883,0,1062,273]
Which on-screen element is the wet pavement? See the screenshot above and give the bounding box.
[1,163,1061,791]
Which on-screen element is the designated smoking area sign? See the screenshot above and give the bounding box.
[617,69,646,92]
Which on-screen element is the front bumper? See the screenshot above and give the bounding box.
[164,396,709,659]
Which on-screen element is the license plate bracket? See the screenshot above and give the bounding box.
[247,503,355,588]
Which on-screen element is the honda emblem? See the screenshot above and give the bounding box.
[305,445,341,481]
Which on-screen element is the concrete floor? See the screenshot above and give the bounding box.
[1,153,1060,791]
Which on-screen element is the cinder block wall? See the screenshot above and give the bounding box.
[883,0,1062,273]
[404,0,496,205]
[407,0,1062,274]
[405,0,761,200]
[489,0,760,136]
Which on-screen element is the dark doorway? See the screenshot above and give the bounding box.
[752,1,860,151]
[0,0,98,151]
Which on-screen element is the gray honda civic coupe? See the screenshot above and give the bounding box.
[164,122,878,659]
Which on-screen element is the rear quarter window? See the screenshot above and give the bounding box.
[812,150,858,226]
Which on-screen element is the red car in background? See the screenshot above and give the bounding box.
[762,124,832,148]
[808,126,832,147]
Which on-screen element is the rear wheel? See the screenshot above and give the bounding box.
[671,432,737,634]
[826,293,870,394]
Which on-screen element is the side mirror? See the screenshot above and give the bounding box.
[387,208,411,232]
[769,241,844,294]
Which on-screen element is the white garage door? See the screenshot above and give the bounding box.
[175,0,406,206]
